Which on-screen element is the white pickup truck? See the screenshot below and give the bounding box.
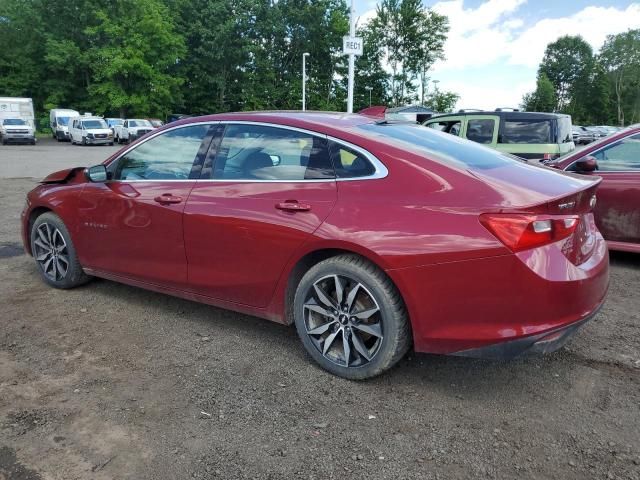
[113,119,154,144]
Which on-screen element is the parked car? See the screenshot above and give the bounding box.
[572,125,595,145]
[50,108,80,141]
[545,124,640,253]
[69,116,114,146]
[148,118,165,128]
[21,112,609,379]
[113,119,154,144]
[424,110,575,160]
[105,118,124,136]
[0,118,36,145]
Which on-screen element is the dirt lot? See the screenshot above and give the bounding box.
[1,140,639,480]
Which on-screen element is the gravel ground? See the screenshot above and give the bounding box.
[1,140,639,480]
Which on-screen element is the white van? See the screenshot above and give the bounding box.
[69,116,113,146]
[50,108,80,141]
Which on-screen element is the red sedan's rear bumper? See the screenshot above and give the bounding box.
[387,233,609,356]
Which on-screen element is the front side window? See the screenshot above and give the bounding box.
[465,119,495,144]
[589,134,640,171]
[426,119,462,136]
[212,124,333,180]
[502,119,552,144]
[113,125,210,180]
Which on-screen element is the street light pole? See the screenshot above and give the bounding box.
[302,52,310,111]
[346,0,355,113]
[365,86,372,107]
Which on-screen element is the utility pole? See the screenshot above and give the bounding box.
[365,86,372,107]
[302,52,310,111]
[346,0,355,113]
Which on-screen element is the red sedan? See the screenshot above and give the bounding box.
[545,125,640,253]
[21,112,609,379]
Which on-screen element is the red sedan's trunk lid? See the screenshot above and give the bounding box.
[470,162,601,265]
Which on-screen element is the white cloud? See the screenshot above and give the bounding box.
[433,1,640,71]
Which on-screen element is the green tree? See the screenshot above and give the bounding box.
[85,0,186,118]
[539,35,593,111]
[521,72,557,112]
[352,24,390,110]
[599,29,640,126]
[425,88,459,113]
[413,10,448,106]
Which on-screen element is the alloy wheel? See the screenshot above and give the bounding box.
[33,223,70,281]
[303,274,383,368]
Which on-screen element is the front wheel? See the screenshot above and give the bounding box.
[293,255,411,380]
[30,212,91,289]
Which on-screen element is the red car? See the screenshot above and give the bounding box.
[21,112,609,379]
[545,125,640,253]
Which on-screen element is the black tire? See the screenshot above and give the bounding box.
[108,142,114,146]
[30,212,91,289]
[30,139,36,145]
[82,137,88,146]
[1,138,6,145]
[293,254,411,380]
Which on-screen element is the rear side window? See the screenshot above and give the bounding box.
[502,119,552,144]
[114,125,209,180]
[465,119,495,144]
[329,142,376,178]
[557,117,573,143]
[213,124,334,180]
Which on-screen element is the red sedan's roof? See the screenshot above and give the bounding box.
[171,111,376,136]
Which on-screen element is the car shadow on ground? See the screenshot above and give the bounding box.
[609,250,639,269]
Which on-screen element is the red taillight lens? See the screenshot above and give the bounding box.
[480,214,580,252]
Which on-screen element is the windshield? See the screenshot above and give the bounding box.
[3,119,26,126]
[57,116,70,126]
[357,123,516,170]
[129,120,151,127]
[107,119,123,127]
[82,119,108,129]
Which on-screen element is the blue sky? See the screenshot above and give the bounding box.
[355,0,640,109]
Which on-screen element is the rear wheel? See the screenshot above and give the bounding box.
[293,255,411,380]
[30,212,91,289]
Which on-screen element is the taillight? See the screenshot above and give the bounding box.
[480,214,580,252]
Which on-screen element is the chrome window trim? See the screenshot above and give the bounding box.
[564,132,640,173]
[105,119,389,183]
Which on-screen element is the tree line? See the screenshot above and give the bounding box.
[522,30,640,126]
[0,0,455,124]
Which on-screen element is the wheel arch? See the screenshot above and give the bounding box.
[280,245,409,329]
[25,206,53,255]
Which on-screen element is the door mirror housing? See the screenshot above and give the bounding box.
[86,164,108,182]
[575,156,598,172]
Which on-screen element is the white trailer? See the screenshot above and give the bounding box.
[0,97,36,129]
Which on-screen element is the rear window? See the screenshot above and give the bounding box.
[502,119,552,144]
[358,123,517,170]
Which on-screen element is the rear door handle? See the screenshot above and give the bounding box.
[154,194,183,205]
[276,201,311,212]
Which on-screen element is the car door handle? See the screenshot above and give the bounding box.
[276,201,311,212]
[154,194,183,205]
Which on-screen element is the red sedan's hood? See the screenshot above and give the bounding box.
[467,160,600,210]
[41,167,86,184]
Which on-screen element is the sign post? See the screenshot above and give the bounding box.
[343,0,362,114]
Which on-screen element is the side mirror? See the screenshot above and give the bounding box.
[575,156,598,172]
[86,165,108,182]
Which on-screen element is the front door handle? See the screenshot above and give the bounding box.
[154,194,183,205]
[276,201,311,212]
